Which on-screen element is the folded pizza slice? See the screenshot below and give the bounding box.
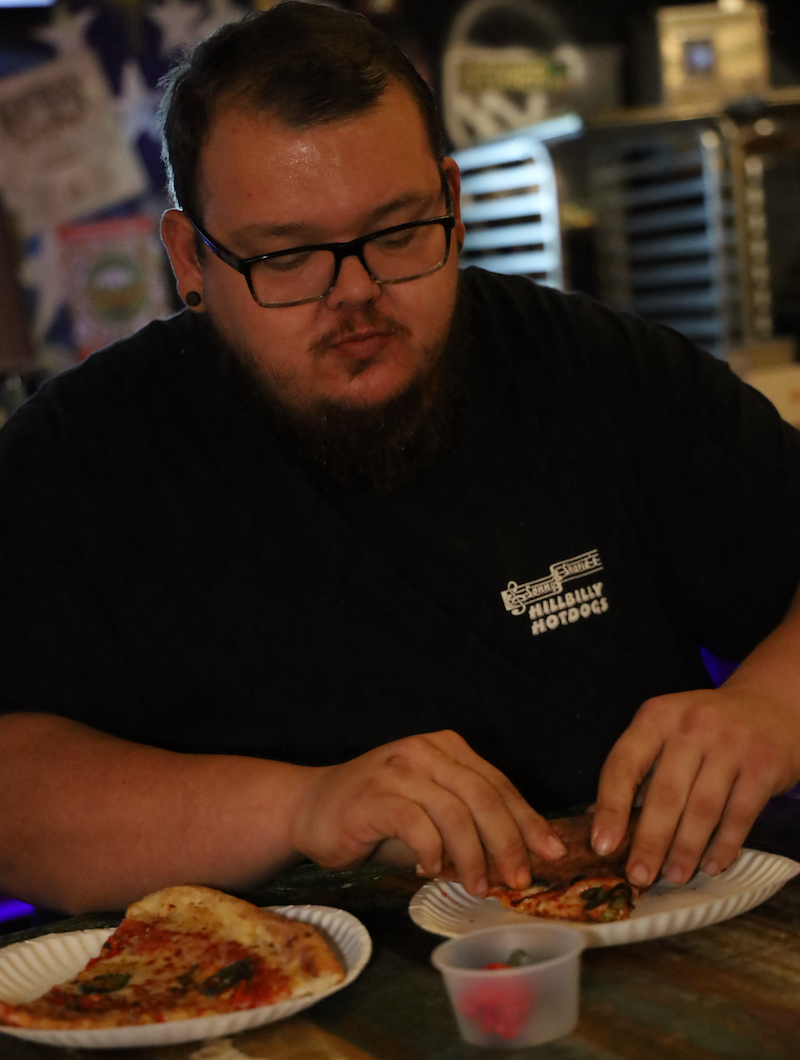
[0,885,344,1030]
[423,809,644,923]
[484,875,641,923]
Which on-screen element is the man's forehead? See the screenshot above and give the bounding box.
[226,186,441,248]
[204,80,426,159]
[197,85,439,228]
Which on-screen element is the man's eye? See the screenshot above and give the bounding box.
[263,251,313,272]
[372,229,418,251]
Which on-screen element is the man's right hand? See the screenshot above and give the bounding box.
[288,729,566,895]
[0,717,563,914]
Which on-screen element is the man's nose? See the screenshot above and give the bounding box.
[325,250,381,308]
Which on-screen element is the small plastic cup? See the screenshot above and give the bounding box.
[431,923,585,1048]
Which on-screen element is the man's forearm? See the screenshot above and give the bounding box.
[722,582,800,725]
[0,716,569,915]
[0,713,311,914]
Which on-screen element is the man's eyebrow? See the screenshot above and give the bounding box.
[230,190,437,246]
[229,220,306,243]
[368,189,435,223]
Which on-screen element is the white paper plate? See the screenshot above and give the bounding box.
[0,904,371,1049]
[410,848,800,948]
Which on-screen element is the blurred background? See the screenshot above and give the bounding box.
[0,0,798,422]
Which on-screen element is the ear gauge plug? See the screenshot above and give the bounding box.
[184,291,202,307]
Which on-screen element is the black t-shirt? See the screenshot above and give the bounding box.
[2,268,799,811]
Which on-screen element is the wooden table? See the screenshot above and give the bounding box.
[2,798,800,1060]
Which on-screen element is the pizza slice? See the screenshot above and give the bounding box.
[484,875,641,923]
[0,885,345,1030]
[423,809,644,924]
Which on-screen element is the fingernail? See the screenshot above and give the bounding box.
[628,862,651,886]
[514,867,531,891]
[702,859,720,877]
[431,859,441,877]
[665,863,685,884]
[546,835,567,859]
[592,829,613,856]
[475,876,488,896]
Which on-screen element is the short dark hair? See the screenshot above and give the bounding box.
[159,1,445,221]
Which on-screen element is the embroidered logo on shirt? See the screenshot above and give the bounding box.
[501,549,609,637]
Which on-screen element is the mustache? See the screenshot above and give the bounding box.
[310,308,412,357]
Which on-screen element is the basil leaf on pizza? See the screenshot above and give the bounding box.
[421,810,645,923]
[0,885,345,1030]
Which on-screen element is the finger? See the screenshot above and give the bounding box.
[473,795,554,892]
[370,757,496,894]
[361,793,446,878]
[633,764,657,808]
[659,717,785,881]
[300,791,442,873]
[700,728,786,875]
[369,837,419,869]
[658,756,740,884]
[420,784,495,895]
[416,753,532,891]
[625,738,704,888]
[414,737,564,888]
[423,731,566,869]
[593,726,664,856]
[466,772,566,878]
[700,771,776,877]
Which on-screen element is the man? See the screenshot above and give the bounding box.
[1,2,799,916]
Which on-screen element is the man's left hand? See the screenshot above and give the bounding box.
[590,684,800,888]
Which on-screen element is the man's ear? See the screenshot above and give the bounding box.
[161,209,204,307]
[441,157,467,246]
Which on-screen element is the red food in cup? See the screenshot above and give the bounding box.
[457,979,535,1039]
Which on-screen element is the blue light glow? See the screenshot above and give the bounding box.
[0,896,34,922]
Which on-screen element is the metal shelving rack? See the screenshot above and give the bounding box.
[451,116,583,292]
[587,89,800,360]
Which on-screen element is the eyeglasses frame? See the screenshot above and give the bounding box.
[185,183,456,309]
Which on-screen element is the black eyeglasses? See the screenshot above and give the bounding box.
[186,198,456,309]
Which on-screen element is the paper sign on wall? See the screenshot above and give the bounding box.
[0,50,148,237]
[59,214,171,360]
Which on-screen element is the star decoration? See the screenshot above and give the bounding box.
[117,59,163,144]
[33,7,97,57]
[20,231,66,345]
[147,0,205,58]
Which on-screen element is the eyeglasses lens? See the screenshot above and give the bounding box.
[248,220,449,307]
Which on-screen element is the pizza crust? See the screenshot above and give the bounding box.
[0,886,345,1030]
[127,885,344,989]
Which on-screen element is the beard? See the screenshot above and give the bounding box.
[197,280,470,495]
